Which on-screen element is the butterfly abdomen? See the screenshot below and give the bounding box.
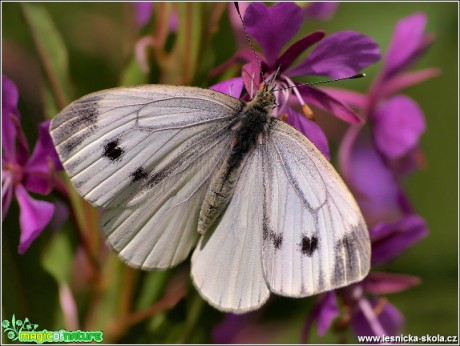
[197,91,274,235]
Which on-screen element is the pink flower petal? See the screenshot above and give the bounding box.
[242,61,262,98]
[26,120,63,173]
[285,108,330,160]
[22,171,54,195]
[370,214,428,264]
[2,76,20,160]
[287,31,380,79]
[319,87,368,110]
[303,2,339,21]
[15,184,55,254]
[339,132,402,226]
[378,68,441,99]
[302,291,339,342]
[276,32,325,72]
[383,13,429,78]
[363,272,421,295]
[229,2,251,48]
[372,95,426,159]
[299,87,363,124]
[134,2,153,27]
[317,292,339,335]
[210,77,244,98]
[352,298,404,337]
[2,174,14,220]
[245,2,303,66]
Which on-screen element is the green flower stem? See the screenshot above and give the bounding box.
[176,289,205,343]
[54,177,100,276]
[21,3,72,111]
[22,2,102,277]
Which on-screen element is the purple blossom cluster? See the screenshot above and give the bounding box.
[211,3,436,342]
[2,76,62,253]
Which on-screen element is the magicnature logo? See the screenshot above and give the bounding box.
[2,315,103,344]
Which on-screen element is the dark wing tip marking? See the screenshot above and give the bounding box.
[77,101,99,127]
[298,235,318,257]
[103,139,124,161]
[131,167,148,182]
[58,100,100,156]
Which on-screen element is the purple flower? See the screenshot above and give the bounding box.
[333,13,439,171]
[212,311,281,344]
[214,2,380,159]
[303,2,340,22]
[134,2,154,27]
[133,2,178,74]
[2,75,62,254]
[210,77,245,99]
[351,295,404,338]
[371,214,428,265]
[372,95,426,160]
[302,178,426,341]
[302,292,339,342]
[133,2,178,30]
[304,273,419,340]
[339,131,404,226]
[326,13,440,226]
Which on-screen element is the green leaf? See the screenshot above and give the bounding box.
[119,56,149,87]
[135,271,170,311]
[166,3,202,84]
[2,223,58,331]
[41,231,73,284]
[21,3,73,111]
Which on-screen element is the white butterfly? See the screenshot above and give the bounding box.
[50,83,370,313]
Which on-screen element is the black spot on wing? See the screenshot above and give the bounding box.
[298,235,318,257]
[131,167,148,182]
[103,139,124,161]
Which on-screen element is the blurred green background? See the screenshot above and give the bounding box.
[2,2,458,343]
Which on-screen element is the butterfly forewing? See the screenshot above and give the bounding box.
[50,85,243,207]
[50,85,245,269]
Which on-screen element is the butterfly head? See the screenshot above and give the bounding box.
[253,85,276,110]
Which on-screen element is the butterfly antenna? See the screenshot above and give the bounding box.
[273,73,367,92]
[234,2,266,85]
[269,65,282,91]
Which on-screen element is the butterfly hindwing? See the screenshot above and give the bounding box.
[191,148,270,312]
[261,119,370,297]
[102,129,230,269]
